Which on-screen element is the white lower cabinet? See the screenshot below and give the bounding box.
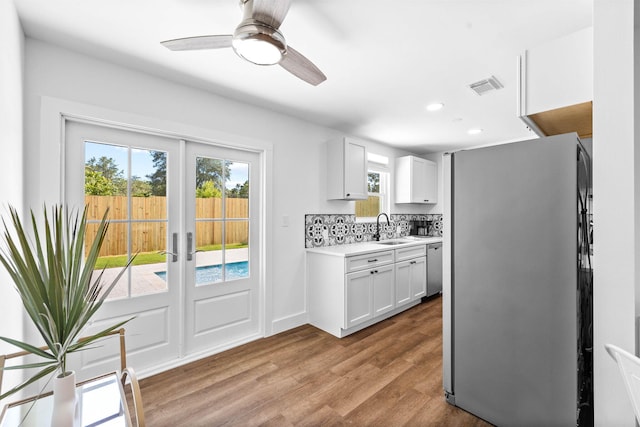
[395,256,427,306]
[308,244,428,338]
[395,245,427,306]
[345,264,394,328]
[345,269,374,328]
[372,265,395,316]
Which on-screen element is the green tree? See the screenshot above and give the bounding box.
[131,176,152,197]
[196,158,230,192]
[196,180,222,198]
[227,180,249,198]
[86,156,126,196]
[85,168,117,196]
[147,151,167,197]
[147,154,232,196]
[86,156,121,181]
[367,172,380,193]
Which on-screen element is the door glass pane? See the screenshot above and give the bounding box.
[225,221,249,281]
[194,220,223,286]
[196,157,225,220]
[85,142,169,299]
[131,221,168,297]
[193,156,250,286]
[225,161,249,219]
[92,222,129,300]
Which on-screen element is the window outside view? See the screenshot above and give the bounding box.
[355,171,386,219]
[84,142,249,300]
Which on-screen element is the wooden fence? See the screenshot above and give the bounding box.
[85,196,249,256]
[355,196,380,218]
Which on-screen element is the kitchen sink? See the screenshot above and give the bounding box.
[376,240,411,246]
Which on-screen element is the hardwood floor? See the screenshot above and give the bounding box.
[138,296,491,426]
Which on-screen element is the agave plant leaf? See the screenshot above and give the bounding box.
[0,212,55,352]
[0,336,55,360]
[0,204,135,398]
[0,365,58,401]
[2,361,58,371]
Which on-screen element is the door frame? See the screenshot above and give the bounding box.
[37,96,274,377]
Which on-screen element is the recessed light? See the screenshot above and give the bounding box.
[467,128,483,135]
[426,103,444,112]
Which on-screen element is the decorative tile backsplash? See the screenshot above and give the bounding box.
[305,214,443,248]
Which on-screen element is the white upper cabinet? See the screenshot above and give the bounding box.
[395,155,437,204]
[518,27,593,139]
[326,137,367,200]
[519,27,592,116]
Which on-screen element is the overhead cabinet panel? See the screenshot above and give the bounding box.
[327,137,367,200]
[518,27,593,138]
[395,155,437,204]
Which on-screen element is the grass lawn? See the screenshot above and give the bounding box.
[95,243,248,269]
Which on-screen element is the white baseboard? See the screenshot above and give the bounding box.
[134,332,263,380]
[270,311,308,336]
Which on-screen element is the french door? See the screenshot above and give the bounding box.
[184,142,261,355]
[64,120,262,380]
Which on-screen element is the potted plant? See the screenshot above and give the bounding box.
[0,204,133,426]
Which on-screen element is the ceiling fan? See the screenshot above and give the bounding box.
[160,0,327,86]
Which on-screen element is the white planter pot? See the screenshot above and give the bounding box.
[51,371,80,427]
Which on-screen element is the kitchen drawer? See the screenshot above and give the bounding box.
[395,244,427,262]
[346,250,394,273]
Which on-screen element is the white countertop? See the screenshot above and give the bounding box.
[306,236,443,257]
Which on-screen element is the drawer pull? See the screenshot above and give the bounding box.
[367,259,378,263]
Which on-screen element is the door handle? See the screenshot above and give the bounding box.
[187,232,200,261]
[187,232,193,261]
[158,233,179,262]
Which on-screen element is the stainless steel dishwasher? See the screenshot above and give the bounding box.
[427,242,443,296]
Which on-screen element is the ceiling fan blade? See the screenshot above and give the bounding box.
[161,35,233,51]
[279,45,326,86]
[251,0,291,29]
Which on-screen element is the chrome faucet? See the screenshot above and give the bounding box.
[374,213,390,241]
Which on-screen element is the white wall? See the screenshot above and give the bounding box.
[593,0,637,424]
[23,39,428,338]
[0,0,25,403]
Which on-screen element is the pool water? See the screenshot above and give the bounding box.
[155,261,249,284]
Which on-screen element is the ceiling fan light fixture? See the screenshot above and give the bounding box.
[232,21,286,65]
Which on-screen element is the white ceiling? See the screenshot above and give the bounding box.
[14,0,592,154]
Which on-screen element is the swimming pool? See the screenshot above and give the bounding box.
[154,261,249,284]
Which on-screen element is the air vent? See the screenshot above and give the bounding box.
[469,76,503,96]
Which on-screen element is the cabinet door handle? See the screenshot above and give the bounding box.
[346,193,351,197]
[368,259,378,263]
[410,261,417,264]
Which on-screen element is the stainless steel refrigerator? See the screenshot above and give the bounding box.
[442,133,593,426]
